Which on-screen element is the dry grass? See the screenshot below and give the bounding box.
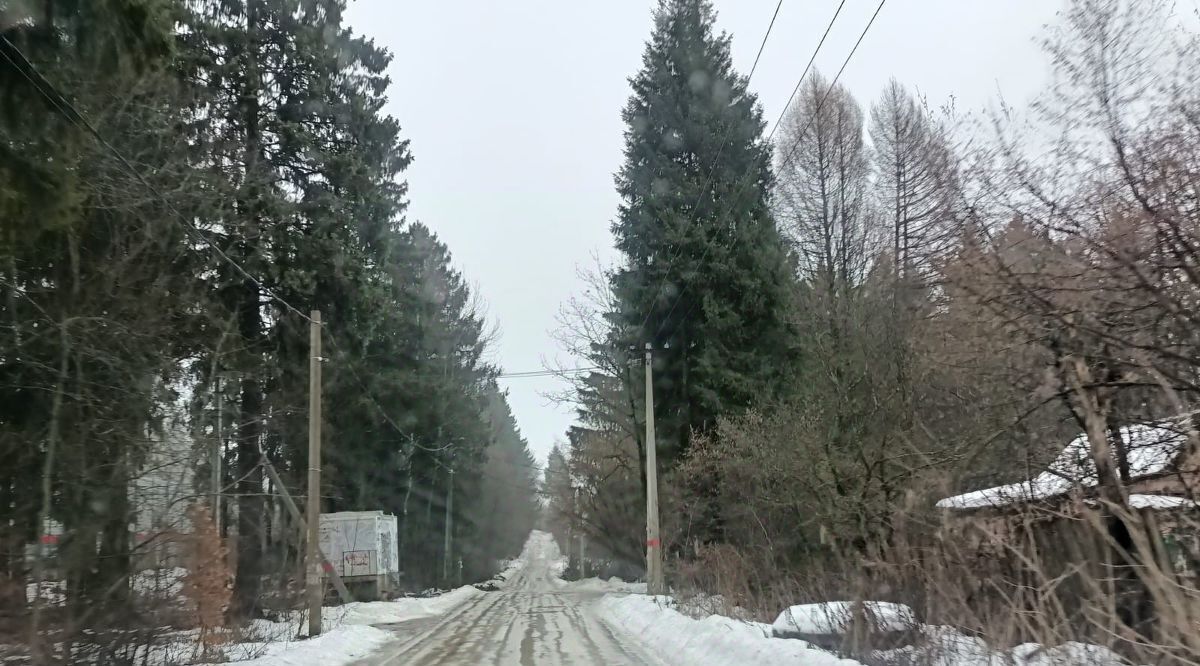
[668,500,1200,664]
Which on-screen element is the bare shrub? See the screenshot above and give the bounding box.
[181,503,231,658]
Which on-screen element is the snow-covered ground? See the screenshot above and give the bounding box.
[598,594,862,666]
[26,566,190,606]
[554,575,646,594]
[599,595,1134,666]
[874,625,1132,666]
[221,624,395,666]
[211,586,483,665]
[19,534,1136,665]
[354,531,661,664]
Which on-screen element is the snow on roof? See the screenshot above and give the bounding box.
[937,422,1189,510]
[1088,494,1199,510]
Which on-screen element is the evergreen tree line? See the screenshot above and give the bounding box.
[549,0,1200,654]
[0,0,540,646]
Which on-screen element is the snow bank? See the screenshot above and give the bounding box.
[875,625,992,665]
[496,556,523,580]
[874,626,1131,666]
[223,625,394,666]
[600,595,1129,666]
[204,585,480,665]
[773,601,916,635]
[561,576,647,594]
[1104,494,1197,510]
[597,594,862,666]
[330,585,480,627]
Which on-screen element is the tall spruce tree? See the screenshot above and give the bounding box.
[459,386,540,580]
[0,0,196,626]
[1,0,541,641]
[610,0,797,462]
[180,0,416,614]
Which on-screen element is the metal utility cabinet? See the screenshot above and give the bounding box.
[318,511,400,601]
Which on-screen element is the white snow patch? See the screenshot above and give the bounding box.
[133,566,187,597]
[1017,641,1129,665]
[202,585,481,665]
[670,593,758,622]
[496,556,523,580]
[560,576,647,594]
[875,626,1131,666]
[598,594,862,666]
[938,422,1187,509]
[24,580,66,606]
[875,624,992,665]
[26,567,190,606]
[331,586,479,626]
[773,601,917,635]
[222,625,393,666]
[1092,494,1198,510]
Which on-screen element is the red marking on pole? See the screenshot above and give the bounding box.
[646,538,660,547]
[322,561,334,573]
[40,534,58,545]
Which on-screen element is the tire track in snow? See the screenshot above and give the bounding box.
[353,531,663,665]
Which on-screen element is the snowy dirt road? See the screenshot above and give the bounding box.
[352,532,661,665]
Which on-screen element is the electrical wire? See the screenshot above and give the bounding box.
[638,0,850,340]
[496,367,600,379]
[0,6,890,489]
[0,34,317,324]
[0,32,554,523]
[652,0,887,342]
[320,331,460,455]
[634,0,793,337]
[0,39,512,457]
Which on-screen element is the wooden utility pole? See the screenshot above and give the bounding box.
[442,466,454,583]
[644,343,664,594]
[306,310,323,636]
[580,532,587,578]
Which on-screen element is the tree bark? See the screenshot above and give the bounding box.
[232,0,267,618]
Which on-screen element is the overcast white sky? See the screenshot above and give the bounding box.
[343,0,1064,464]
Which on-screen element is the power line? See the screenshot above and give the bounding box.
[747,0,785,81]
[772,0,886,182]
[496,367,600,379]
[653,0,886,342]
[0,34,316,325]
[0,38,515,464]
[763,0,848,146]
[638,0,848,340]
[633,0,790,337]
[0,32,555,520]
[320,331,461,455]
[320,333,580,452]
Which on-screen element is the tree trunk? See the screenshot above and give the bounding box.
[30,319,69,657]
[232,0,267,618]
[1067,356,1154,638]
[95,455,131,612]
[234,373,265,616]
